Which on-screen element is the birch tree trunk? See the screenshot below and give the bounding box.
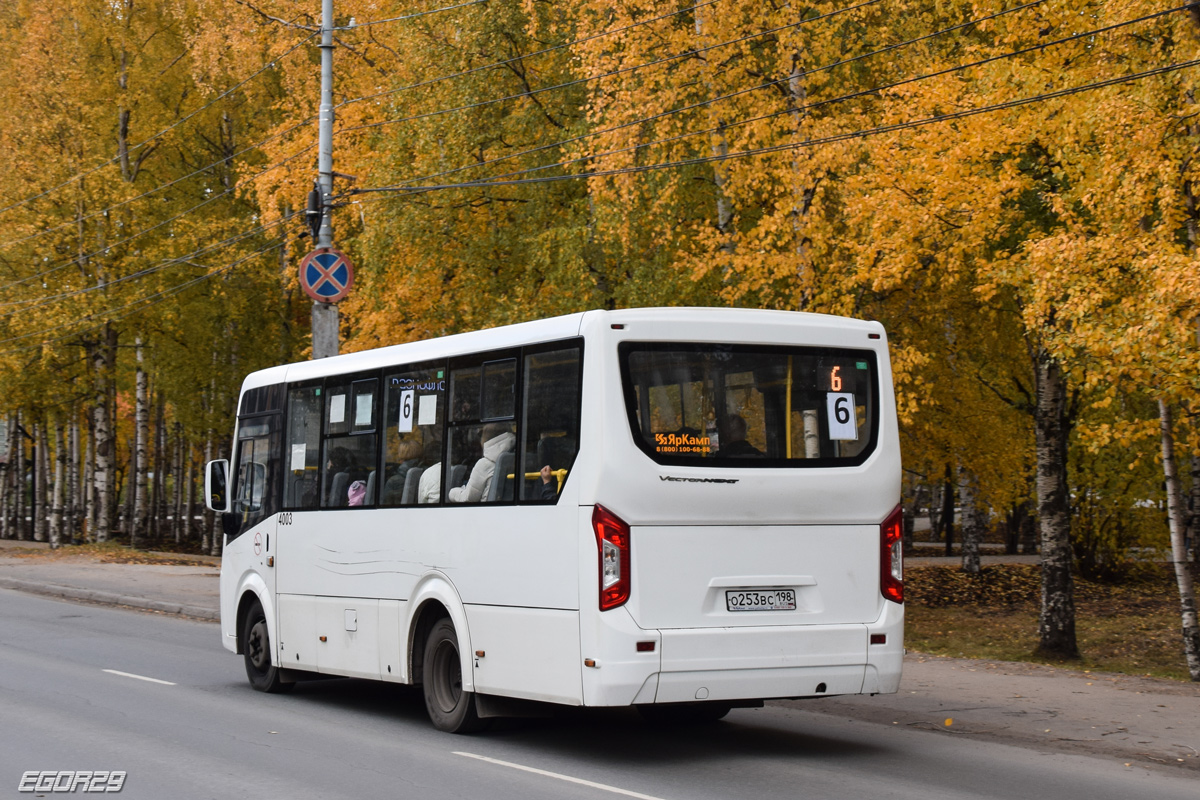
[959,473,983,574]
[152,393,166,544]
[133,337,149,549]
[182,451,195,545]
[171,424,183,544]
[1157,400,1200,681]
[15,411,27,541]
[67,412,79,544]
[1034,351,1079,659]
[50,419,66,549]
[694,2,736,270]
[201,437,213,554]
[92,326,117,542]
[1,414,14,540]
[33,420,48,543]
[84,413,95,541]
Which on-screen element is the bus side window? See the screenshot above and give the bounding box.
[322,378,379,508]
[520,346,582,502]
[446,359,517,504]
[285,386,323,509]
[382,365,445,507]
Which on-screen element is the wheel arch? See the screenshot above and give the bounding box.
[233,574,273,659]
[404,572,472,691]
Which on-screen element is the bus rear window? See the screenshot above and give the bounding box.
[619,343,878,467]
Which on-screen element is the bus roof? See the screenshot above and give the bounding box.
[239,307,885,392]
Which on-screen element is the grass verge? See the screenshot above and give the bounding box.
[1,541,214,567]
[906,564,1194,681]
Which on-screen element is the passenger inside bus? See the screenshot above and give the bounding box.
[381,439,423,504]
[417,462,440,504]
[538,465,559,500]
[325,446,355,507]
[721,414,763,457]
[448,423,516,503]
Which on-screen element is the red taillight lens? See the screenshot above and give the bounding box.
[881,504,904,604]
[593,504,631,611]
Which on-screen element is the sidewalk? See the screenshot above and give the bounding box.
[0,541,1195,772]
[0,540,220,620]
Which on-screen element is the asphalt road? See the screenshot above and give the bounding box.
[1,589,1195,800]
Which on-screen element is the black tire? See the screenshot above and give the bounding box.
[242,600,292,693]
[422,618,486,733]
[637,702,732,725]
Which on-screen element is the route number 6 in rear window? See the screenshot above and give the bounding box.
[826,392,858,441]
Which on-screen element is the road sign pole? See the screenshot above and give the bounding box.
[312,0,338,359]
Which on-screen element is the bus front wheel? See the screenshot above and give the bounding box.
[422,619,486,733]
[242,600,292,694]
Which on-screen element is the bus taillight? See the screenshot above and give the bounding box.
[881,505,904,604]
[593,504,631,611]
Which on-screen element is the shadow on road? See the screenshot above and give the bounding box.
[268,677,890,764]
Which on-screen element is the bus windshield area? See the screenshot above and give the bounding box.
[619,343,878,467]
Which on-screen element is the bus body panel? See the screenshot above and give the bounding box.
[863,598,904,694]
[276,593,317,670]
[465,605,583,705]
[625,524,882,630]
[275,507,580,611]
[654,665,867,704]
[219,516,277,655]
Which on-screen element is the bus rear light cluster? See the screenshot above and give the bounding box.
[880,505,904,604]
[593,504,631,611]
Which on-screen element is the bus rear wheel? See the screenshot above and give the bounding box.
[422,619,486,733]
[242,600,292,693]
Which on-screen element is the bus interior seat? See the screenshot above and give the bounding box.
[327,472,350,507]
[365,470,376,505]
[382,470,408,505]
[487,451,515,502]
[400,467,424,504]
[448,464,468,490]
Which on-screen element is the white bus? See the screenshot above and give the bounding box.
[206,307,903,732]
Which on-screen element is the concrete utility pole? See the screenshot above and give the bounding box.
[311,0,339,359]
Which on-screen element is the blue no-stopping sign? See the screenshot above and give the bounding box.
[299,247,354,303]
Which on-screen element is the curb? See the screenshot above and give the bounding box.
[0,576,219,621]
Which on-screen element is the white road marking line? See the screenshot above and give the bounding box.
[454,752,667,800]
[102,669,176,686]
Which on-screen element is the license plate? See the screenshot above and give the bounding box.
[725,589,796,612]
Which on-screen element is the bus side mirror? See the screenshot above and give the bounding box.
[206,459,231,513]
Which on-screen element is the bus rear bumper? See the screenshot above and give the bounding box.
[583,604,904,706]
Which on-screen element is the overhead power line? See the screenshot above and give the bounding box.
[347,59,1200,197]
[336,0,490,29]
[350,1,1045,195]
[347,4,1184,197]
[0,141,316,297]
[0,31,317,220]
[0,0,500,255]
[0,114,317,257]
[337,0,882,136]
[336,0,721,111]
[0,229,289,355]
[0,219,285,319]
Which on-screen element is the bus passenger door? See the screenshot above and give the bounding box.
[223,415,282,624]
